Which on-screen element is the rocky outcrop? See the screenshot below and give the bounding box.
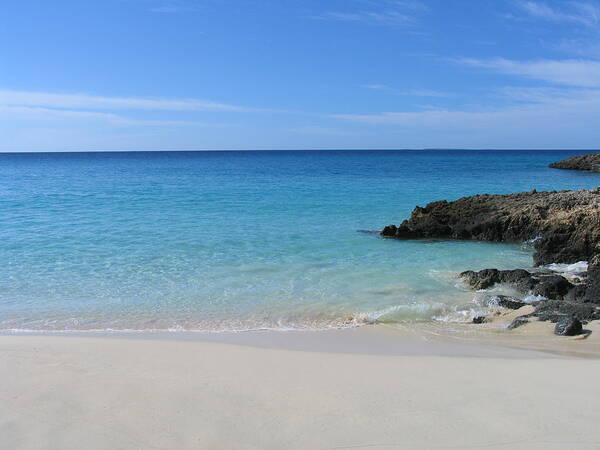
[549,153,600,172]
[380,187,600,332]
[381,188,600,265]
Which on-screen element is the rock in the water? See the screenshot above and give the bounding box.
[381,188,600,265]
[472,316,487,324]
[484,295,527,310]
[508,317,530,330]
[460,269,578,301]
[549,153,600,172]
[554,317,583,336]
[460,269,536,291]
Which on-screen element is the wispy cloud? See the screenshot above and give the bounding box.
[458,57,600,87]
[515,1,600,27]
[329,88,600,134]
[148,1,202,13]
[288,125,362,137]
[0,105,225,127]
[314,0,428,27]
[362,84,452,97]
[0,90,255,112]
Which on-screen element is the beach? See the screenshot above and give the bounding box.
[3,151,600,448]
[2,323,600,449]
[5,0,600,446]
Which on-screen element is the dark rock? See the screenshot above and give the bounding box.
[508,317,530,330]
[472,316,487,324]
[554,317,583,336]
[460,269,536,291]
[583,254,600,304]
[532,275,574,300]
[460,268,583,302]
[381,188,600,265]
[381,225,398,237]
[460,269,501,290]
[564,283,587,302]
[532,300,600,323]
[483,295,527,310]
[549,153,600,172]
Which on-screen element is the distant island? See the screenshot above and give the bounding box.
[549,152,600,172]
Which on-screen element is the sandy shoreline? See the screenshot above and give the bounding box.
[3,324,600,449]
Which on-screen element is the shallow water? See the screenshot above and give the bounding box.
[1,150,599,332]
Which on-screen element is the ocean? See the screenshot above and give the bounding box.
[1,150,599,332]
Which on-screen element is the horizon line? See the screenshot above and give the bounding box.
[0,148,597,155]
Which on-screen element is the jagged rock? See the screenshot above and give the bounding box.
[554,317,583,336]
[583,254,600,304]
[549,153,600,172]
[460,269,536,291]
[483,295,527,310]
[460,269,578,301]
[472,316,487,324]
[381,188,600,265]
[532,275,574,300]
[565,283,588,302]
[532,300,600,323]
[508,317,530,330]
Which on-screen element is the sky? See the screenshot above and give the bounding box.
[1,0,600,151]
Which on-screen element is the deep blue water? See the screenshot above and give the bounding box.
[1,150,598,331]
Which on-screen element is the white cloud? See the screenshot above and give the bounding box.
[517,1,600,27]
[319,10,414,26]
[458,57,600,87]
[362,84,452,97]
[0,105,225,128]
[0,90,252,112]
[314,0,427,26]
[328,82,600,148]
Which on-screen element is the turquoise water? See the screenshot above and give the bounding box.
[1,150,599,332]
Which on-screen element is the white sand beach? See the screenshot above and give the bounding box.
[2,325,600,449]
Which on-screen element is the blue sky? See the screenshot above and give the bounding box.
[2,0,600,151]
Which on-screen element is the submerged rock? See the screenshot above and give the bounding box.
[472,316,487,324]
[549,153,600,172]
[554,317,583,336]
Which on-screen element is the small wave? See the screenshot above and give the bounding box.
[0,302,452,334]
[543,261,588,281]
